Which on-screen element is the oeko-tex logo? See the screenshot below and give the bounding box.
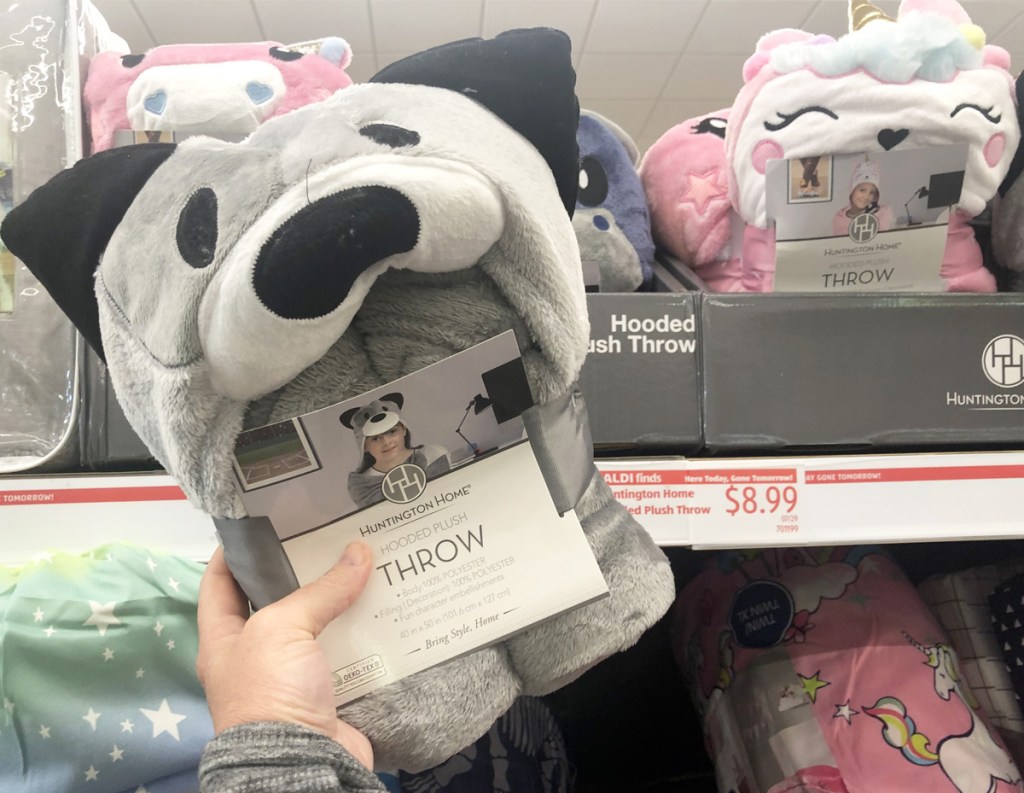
[848,213,878,243]
[982,335,1024,388]
[381,463,427,504]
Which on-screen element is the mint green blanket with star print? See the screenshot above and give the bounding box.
[0,544,212,793]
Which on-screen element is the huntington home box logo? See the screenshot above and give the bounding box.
[982,335,1024,389]
[946,335,1024,411]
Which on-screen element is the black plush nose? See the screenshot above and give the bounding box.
[878,128,909,151]
[254,186,420,320]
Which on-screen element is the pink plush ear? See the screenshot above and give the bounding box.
[742,28,815,82]
[898,0,971,25]
[639,112,733,267]
[84,51,140,153]
[982,45,1011,71]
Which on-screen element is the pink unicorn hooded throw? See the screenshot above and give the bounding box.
[726,0,1019,292]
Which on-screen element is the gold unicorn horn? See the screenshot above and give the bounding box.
[849,0,895,32]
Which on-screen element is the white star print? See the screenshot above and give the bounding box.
[833,701,859,724]
[110,744,124,762]
[140,699,186,741]
[84,601,121,637]
[166,639,175,650]
[32,607,44,622]
[135,668,145,679]
[43,626,56,638]
[153,620,164,637]
[167,577,180,593]
[102,648,114,662]
[3,698,13,712]
[146,558,157,572]
[83,708,101,731]
[121,719,134,733]
[38,724,50,739]
[85,765,99,781]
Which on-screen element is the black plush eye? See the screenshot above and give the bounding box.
[269,46,304,62]
[359,124,421,148]
[176,188,218,269]
[950,103,1002,124]
[693,116,727,139]
[121,53,145,68]
[577,156,609,207]
[764,106,838,132]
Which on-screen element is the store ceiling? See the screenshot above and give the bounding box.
[93,0,1024,152]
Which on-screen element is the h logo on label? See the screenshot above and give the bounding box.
[848,213,878,243]
[381,463,427,504]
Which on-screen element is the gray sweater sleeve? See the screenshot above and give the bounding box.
[199,722,388,793]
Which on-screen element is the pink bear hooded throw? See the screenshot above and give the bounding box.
[85,38,353,153]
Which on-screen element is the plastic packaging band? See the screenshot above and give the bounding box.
[213,515,300,609]
[521,384,594,517]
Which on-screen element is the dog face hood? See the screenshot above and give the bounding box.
[1,29,586,517]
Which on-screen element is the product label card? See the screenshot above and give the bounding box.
[765,144,968,292]
[230,332,608,704]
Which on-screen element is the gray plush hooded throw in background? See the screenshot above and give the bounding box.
[1,29,675,772]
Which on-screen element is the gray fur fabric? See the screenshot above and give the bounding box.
[7,77,675,771]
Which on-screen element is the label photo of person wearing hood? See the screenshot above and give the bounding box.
[341,393,452,509]
[833,158,894,236]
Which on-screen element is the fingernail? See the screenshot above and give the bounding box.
[342,542,367,565]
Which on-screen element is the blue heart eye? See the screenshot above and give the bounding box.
[246,81,274,105]
[143,90,167,115]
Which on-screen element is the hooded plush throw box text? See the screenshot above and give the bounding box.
[0,29,674,772]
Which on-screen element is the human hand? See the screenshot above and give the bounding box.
[197,542,374,769]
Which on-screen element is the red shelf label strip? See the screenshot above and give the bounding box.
[1,486,188,506]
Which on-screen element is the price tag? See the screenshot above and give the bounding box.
[722,481,799,518]
[596,459,692,545]
[682,466,805,547]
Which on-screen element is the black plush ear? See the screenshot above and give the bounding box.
[999,72,1024,197]
[380,392,404,410]
[0,144,176,360]
[370,28,580,218]
[339,406,362,429]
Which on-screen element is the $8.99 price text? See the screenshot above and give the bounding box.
[724,485,798,517]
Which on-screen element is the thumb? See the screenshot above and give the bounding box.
[269,542,373,636]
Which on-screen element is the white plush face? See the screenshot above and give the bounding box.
[730,67,1019,226]
[125,61,288,135]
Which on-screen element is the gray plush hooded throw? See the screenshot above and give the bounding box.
[1,29,675,772]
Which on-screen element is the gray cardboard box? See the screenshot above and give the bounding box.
[580,293,702,453]
[702,292,1024,451]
